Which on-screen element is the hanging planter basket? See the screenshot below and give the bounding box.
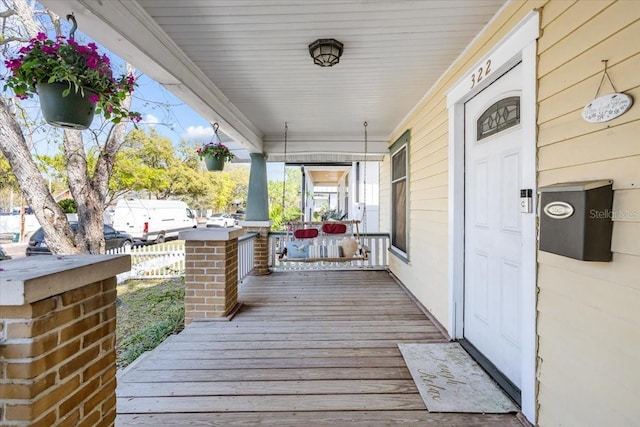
[36,82,97,130]
[204,155,225,171]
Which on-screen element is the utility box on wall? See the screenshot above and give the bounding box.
[538,180,614,261]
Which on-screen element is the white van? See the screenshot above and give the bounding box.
[112,198,197,243]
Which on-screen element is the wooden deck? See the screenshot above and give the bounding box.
[116,270,523,426]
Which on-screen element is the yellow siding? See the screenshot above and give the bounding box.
[385,0,640,424]
[537,1,640,426]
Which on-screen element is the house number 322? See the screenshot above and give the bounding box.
[470,59,492,89]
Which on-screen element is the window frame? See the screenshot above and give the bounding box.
[389,129,410,262]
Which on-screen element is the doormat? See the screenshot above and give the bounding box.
[398,343,517,413]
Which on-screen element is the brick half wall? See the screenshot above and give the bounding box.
[0,255,129,427]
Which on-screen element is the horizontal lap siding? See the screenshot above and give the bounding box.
[537,1,640,426]
[387,0,540,331]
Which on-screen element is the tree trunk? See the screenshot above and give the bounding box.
[0,99,77,254]
[62,129,105,253]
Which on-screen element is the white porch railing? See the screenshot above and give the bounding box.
[108,232,259,283]
[268,232,390,271]
[238,232,258,281]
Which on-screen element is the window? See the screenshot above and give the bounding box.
[390,130,409,257]
[477,96,520,141]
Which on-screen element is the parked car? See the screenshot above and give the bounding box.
[231,213,245,225]
[206,213,235,228]
[0,245,11,261]
[25,223,134,256]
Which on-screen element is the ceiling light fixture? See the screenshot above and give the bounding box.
[308,38,344,67]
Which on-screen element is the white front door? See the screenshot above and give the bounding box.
[464,63,523,388]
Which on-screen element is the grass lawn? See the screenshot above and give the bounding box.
[116,277,185,368]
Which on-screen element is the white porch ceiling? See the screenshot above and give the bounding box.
[41,0,507,161]
[307,166,351,187]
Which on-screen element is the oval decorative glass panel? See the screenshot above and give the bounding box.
[582,93,633,123]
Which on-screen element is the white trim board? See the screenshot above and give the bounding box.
[446,10,539,425]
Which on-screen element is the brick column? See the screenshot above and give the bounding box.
[0,255,130,427]
[179,228,244,325]
[241,220,272,276]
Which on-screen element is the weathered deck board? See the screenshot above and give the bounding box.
[118,394,427,413]
[158,338,446,350]
[169,331,438,341]
[182,321,437,335]
[118,379,418,397]
[133,356,409,370]
[121,367,415,383]
[140,347,405,359]
[117,411,523,427]
[116,270,522,426]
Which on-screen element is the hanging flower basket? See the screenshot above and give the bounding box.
[4,16,141,129]
[196,123,234,172]
[204,154,225,171]
[36,82,97,129]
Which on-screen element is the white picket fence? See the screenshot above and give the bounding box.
[108,242,185,283]
[108,232,258,284]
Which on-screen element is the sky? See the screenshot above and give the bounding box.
[130,74,214,145]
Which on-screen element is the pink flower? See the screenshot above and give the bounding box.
[86,55,99,69]
[41,45,57,55]
[5,59,22,71]
[36,32,47,41]
[88,94,99,103]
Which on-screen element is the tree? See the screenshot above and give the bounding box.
[0,0,135,254]
[268,166,302,230]
[118,128,175,198]
[58,198,77,213]
[0,153,19,194]
[0,154,20,212]
[114,128,212,202]
[225,165,250,210]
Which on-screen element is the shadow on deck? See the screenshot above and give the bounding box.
[116,270,523,426]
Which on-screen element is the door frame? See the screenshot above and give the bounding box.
[445,11,539,423]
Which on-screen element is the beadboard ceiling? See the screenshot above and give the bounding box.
[41,0,506,161]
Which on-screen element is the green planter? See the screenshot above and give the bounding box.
[36,82,97,130]
[204,155,225,171]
